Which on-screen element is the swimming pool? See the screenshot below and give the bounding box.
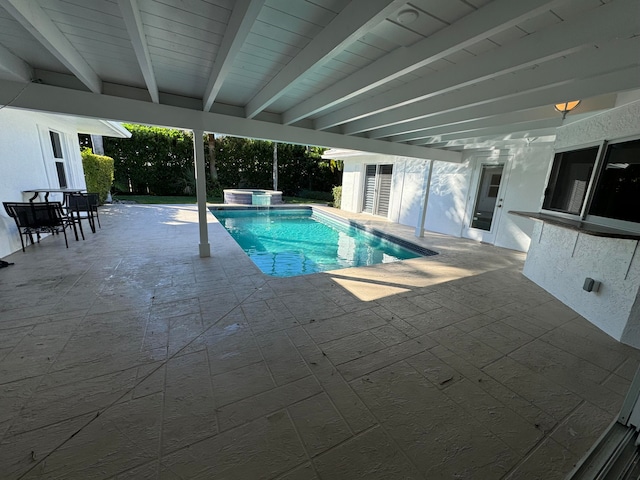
[210,207,437,277]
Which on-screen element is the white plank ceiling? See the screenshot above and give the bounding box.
[0,0,638,155]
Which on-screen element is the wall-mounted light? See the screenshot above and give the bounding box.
[554,100,581,119]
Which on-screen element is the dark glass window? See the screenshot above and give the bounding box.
[589,139,640,223]
[543,146,599,214]
[49,131,63,158]
[55,161,67,188]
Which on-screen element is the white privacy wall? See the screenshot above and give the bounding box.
[0,108,85,258]
[423,159,471,237]
[343,154,473,238]
[337,149,550,252]
[494,146,554,252]
[523,100,640,347]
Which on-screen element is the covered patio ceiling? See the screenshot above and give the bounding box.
[0,0,638,160]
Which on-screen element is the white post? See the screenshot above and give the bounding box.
[415,160,434,238]
[193,129,210,257]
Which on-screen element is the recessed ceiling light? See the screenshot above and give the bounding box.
[397,9,419,25]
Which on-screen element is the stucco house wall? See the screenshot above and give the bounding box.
[493,146,555,252]
[0,108,129,258]
[0,109,85,257]
[523,100,640,347]
[333,144,553,253]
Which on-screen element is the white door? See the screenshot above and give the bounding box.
[463,161,508,244]
[362,164,393,217]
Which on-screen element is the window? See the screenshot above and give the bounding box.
[542,137,640,230]
[49,131,63,158]
[49,130,67,188]
[589,139,640,224]
[55,162,68,188]
[542,146,599,215]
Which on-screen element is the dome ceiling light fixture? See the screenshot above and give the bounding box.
[396,9,419,25]
[554,100,581,119]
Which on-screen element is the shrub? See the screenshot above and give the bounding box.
[332,185,342,209]
[82,148,114,203]
[298,189,333,201]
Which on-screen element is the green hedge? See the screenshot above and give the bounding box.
[332,186,342,209]
[103,125,342,197]
[81,148,114,203]
[297,189,333,201]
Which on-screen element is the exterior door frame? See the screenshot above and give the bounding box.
[462,155,512,244]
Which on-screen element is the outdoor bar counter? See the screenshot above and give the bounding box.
[511,211,640,241]
[511,211,640,348]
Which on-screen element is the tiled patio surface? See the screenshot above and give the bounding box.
[1,204,639,480]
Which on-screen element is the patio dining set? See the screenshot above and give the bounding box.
[3,189,102,252]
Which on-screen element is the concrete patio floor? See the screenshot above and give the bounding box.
[1,204,639,480]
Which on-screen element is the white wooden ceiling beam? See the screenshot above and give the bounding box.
[368,67,640,140]
[117,0,159,103]
[203,0,265,112]
[396,93,617,145]
[244,0,405,119]
[336,0,636,135]
[413,119,563,146]
[0,0,102,93]
[398,93,616,143]
[0,43,33,82]
[282,0,567,125]
[0,78,461,163]
[371,36,637,140]
[427,131,558,149]
[391,107,569,143]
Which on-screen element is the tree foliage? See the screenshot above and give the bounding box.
[103,125,342,196]
[103,124,194,195]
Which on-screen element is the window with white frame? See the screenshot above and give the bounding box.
[49,130,68,188]
[542,137,640,230]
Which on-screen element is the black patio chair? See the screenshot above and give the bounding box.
[3,201,73,251]
[64,192,95,237]
[87,193,101,229]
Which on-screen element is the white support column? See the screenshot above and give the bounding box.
[415,160,434,238]
[193,129,210,257]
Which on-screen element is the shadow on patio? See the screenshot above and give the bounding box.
[0,204,638,479]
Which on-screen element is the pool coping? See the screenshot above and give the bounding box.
[208,205,438,258]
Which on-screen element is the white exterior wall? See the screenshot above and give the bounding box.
[523,100,640,346]
[494,146,554,252]
[340,159,362,213]
[423,159,472,237]
[524,222,640,344]
[336,147,552,253]
[390,158,429,227]
[340,155,472,237]
[0,109,86,258]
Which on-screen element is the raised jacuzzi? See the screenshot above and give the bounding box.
[223,189,283,205]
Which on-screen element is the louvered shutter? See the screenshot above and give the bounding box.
[362,165,376,213]
[375,165,393,217]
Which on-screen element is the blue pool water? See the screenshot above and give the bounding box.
[211,208,429,277]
